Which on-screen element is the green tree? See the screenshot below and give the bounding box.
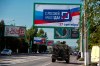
[26,27,38,43]
[0,20,5,51]
[37,28,44,37]
[84,0,100,48]
[78,0,100,49]
[0,20,5,37]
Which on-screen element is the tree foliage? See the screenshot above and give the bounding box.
[37,28,44,37]
[26,27,38,43]
[26,27,47,53]
[26,27,47,44]
[85,0,100,46]
[0,20,5,37]
[77,0,100,49]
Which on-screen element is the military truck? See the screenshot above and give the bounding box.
[51,41,70,63]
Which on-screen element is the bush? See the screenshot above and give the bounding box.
[79,58,84,61]
[90,63,98,66]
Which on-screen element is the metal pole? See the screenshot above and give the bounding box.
[84,19,89,66]
[80,29,84,58]
[84,0,89,66]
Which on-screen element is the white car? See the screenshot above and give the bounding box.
[1,49,12,55]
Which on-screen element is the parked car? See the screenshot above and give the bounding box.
[1,49,12,56]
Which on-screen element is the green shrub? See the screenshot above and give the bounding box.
[79,58,84,61]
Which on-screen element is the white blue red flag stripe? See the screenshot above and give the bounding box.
[34,4,81,27]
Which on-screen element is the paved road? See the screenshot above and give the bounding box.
[0,54,83,66]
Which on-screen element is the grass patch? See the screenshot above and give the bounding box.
[79,58,84,61]
[90,63,98,66]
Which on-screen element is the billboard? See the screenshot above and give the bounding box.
[54,27,79,39]
[4,25,26,37]
[34,3,81,27]
[71,28,79,39]
[34,37,46,44]
[47,40,54,46]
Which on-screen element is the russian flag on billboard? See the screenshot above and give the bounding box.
[34,5,80,27]
[34,37,42,44]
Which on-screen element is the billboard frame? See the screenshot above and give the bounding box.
[54,27,79,39]
[4,25,26,38]
[33,3,82,28]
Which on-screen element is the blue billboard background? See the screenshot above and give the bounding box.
[43,10,72,22]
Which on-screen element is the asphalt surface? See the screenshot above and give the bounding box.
[0,53,83,66]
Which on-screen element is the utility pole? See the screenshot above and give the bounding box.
[80,0,85,59]
[80,28,84,58]
[83,0,89,66]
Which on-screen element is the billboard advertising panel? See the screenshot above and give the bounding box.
[54,27,79,39]
[47,40,54,46]
[34,37,46,44]
[34,3,81,27]
[4,25,26,37]
[71,28,79,39]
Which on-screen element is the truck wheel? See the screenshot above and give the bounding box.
[52,58,56,62]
